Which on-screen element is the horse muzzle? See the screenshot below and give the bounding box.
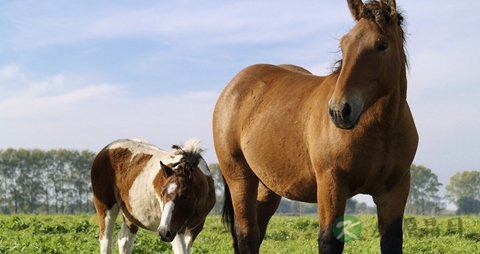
[158,227,175,242]
[328,100,362,129]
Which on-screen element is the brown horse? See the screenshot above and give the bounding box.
[212,1,417,253]
[91,139,215,254]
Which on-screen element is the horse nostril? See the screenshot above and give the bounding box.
[329,109,336,119]
[342,103,352,119]
[166,231,171,239]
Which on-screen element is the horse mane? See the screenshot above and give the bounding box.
[332,0,407,74]
[172,139,204,169]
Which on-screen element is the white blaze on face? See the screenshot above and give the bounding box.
[158,200,175,231]
[167,182,178,194]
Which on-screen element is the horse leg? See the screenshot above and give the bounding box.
[221,154,261,254]
[257,182,281,245]
[220,152,261,254]
[230,176,260,254]
[316,174,348,254]
[118,217,138,254]
[172,233,187,254]
[184,221,206,254]
[94,199,119,254]
[373,171,410,254]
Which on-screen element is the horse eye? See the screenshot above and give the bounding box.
[377,41,388,51]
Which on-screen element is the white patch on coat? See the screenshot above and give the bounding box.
[100,204,119,254]
[167,183,178,194]
[197,158,211,176]
[118,223,136,254]
[159,201,175,230]
[172,233,187,254]
[125,159,164,230]
[184,230,194,254]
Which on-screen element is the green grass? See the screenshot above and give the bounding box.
[0,214,479,253]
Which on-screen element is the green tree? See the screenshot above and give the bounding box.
[446,170,480,214]
[456,197,480,214]
[406,164,443,215]
[345,199,358,214]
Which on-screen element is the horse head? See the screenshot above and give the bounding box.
[328,0,406,129]
[156,144,204,242]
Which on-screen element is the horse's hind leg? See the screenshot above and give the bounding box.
[221,156,261,254]
[256,182,281,244]
[94,198,119,254]
[118,217,138,254]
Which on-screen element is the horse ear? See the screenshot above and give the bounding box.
[160,161,174,178]
[381,0,397,17]
[347,0,365,21]
[385,0,396,10]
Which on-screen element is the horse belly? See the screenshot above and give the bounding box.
[241,130,318,202]
[244,154,318,202]
[264,173,317,202]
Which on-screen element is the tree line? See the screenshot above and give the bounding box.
[0,148,479,215]
[0,149,95,214]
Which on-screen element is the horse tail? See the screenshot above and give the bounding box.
[222,177,235,236]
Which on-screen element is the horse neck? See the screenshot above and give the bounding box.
[370,64,408,129]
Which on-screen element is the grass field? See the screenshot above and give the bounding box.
[0,214,479,254]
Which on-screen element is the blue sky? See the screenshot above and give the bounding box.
[1,0,479,206]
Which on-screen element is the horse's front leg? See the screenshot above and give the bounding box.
[117,220,138,254]
[373,170,410,254]
[316,172,348,254]
[184,221,206,254]
[172,233,187,254]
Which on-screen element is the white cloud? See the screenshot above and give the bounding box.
[0,65,219,162]
[0,69,124,118]
[0,83,122,118]
[0,64,24,80]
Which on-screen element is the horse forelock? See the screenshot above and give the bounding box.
[181,138,204,155]
[171,139,205,171]
[363,1,404,27]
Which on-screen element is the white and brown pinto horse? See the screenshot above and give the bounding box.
[91,139,215,254]
[213,0,417,254]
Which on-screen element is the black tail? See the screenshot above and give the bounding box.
[222,177,235,237]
